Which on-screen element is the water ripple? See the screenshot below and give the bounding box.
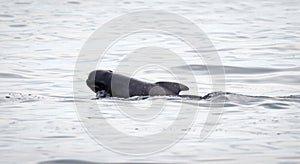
[176,64,300,75]
[0,72,28,79]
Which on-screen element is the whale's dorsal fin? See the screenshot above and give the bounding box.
[155,81,189,94]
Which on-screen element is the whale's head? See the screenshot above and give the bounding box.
[86,70,113,95]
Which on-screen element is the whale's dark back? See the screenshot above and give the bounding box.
[87,70,189,98]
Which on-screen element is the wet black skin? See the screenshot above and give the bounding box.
[86,70,190,98]
[86,70,113,94]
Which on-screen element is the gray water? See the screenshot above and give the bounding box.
[1,0,300,163]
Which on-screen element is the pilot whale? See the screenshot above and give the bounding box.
[86,70,197,99]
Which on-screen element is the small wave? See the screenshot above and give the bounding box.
[38,159,158,164]
[38,159,99,164]
[259,102,289,109]
[9,24,28,28]
[278,95,300,99]
[42,135,76,139]
[0,72,28,79]
[175,64,300,75]
[199,91,300,109]
[0,14,14,18]
[67,1,81,4]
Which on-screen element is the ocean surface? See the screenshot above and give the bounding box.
[0,0,300,163]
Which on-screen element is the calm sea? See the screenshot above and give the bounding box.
[0,0,299,163]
